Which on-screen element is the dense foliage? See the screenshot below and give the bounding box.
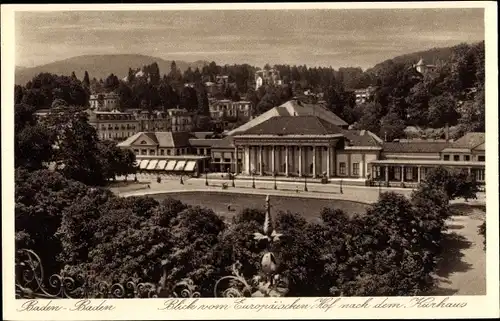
[15,102,136,186]
[421,166,480,201]
[15,165,467,297]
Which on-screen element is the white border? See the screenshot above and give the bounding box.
[2,2,499,320]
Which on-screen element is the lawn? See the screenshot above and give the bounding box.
[151,191,371,222]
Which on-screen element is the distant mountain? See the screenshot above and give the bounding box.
[15,54,210,85]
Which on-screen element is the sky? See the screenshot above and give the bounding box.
[15,8,484,69]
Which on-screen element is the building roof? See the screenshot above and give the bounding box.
[211,136,235,149]
[382,141,451,154]
[416,58,425,66]
[192,131,214,139]
[450,132,485,149]
[342,129,383,147]
[117,132,193,148]
[227,99,348,136]
[188,138,221,147]
[237,115,344,136]
[371,159,485,167]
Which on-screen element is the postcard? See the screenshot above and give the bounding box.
[2,2,498,320]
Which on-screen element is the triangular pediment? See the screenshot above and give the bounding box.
[130,133,158,146]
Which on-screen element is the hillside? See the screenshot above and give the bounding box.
[366,44,459,74]
[15,54,209,85]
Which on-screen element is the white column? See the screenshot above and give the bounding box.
[327,146,331,178]
[285,146,289,176]
[298,146,302,177]
[401,165,405,182]
[417,166,421,183]
[234,146,238,174]
[244,146,250,175]
[312,146,317,178]
[259,146,263,175]
[271,145,275,174]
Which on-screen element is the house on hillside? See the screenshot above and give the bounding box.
[413,58,437,74]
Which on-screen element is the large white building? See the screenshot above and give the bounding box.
[255,68,282,90]
[117,99,485,186]
[89,93,120,111]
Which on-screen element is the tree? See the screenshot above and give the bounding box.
[15,169,90,276]
[354,102,384,136]
[15,104,54,170]
[103,74,120,93]
[97,140,137,181]
[83,71,90,88]
[456,86,485,137]
[15,85,25,104]
[179,86,198,112]
[116,81,135,110]
[422,166,480,201]
[46,107,105,186]
[478,221,486,250]
[195,84,210,115]
[405,81,430,126]
[158,82,180,110]
[380,112,406,142]
[427,94,460,128]
[22,73,89,109]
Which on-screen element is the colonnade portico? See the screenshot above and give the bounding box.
[240,143,337,178]
[371,160,486,185]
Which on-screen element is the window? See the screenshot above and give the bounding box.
[214,158,221,163]
[133,149,139,154]
[453,155,460,161]
[339,162,346,175]
[352,163,360,176]
[392,167,401,180]
[149,149,156,155]
[476,169,485,181]
[160,149,165,156]
[405,167,413,180]
[167,150,171,156]
[141,149,147,155]
[224,158,231,163]
[478,155,485,162]
[443,155,450,161]
[464,155,470,161]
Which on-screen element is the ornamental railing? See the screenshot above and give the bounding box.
[16,195,287,299]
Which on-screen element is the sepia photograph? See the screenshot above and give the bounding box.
[2,2,498,320]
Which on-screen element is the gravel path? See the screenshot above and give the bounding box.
[430,202,486,295]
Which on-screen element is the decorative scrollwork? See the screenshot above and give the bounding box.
[172,278,201,298]
[214,261,254,297]
[15,248,198,299]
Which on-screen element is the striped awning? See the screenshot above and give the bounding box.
[184,161,197,172]
[139,159,150,169]
[174,160,187,171]
[146,159,159,170]
[156,160,167,170]
[165,160,177,171]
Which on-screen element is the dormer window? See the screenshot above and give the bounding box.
[140,140,147,145]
